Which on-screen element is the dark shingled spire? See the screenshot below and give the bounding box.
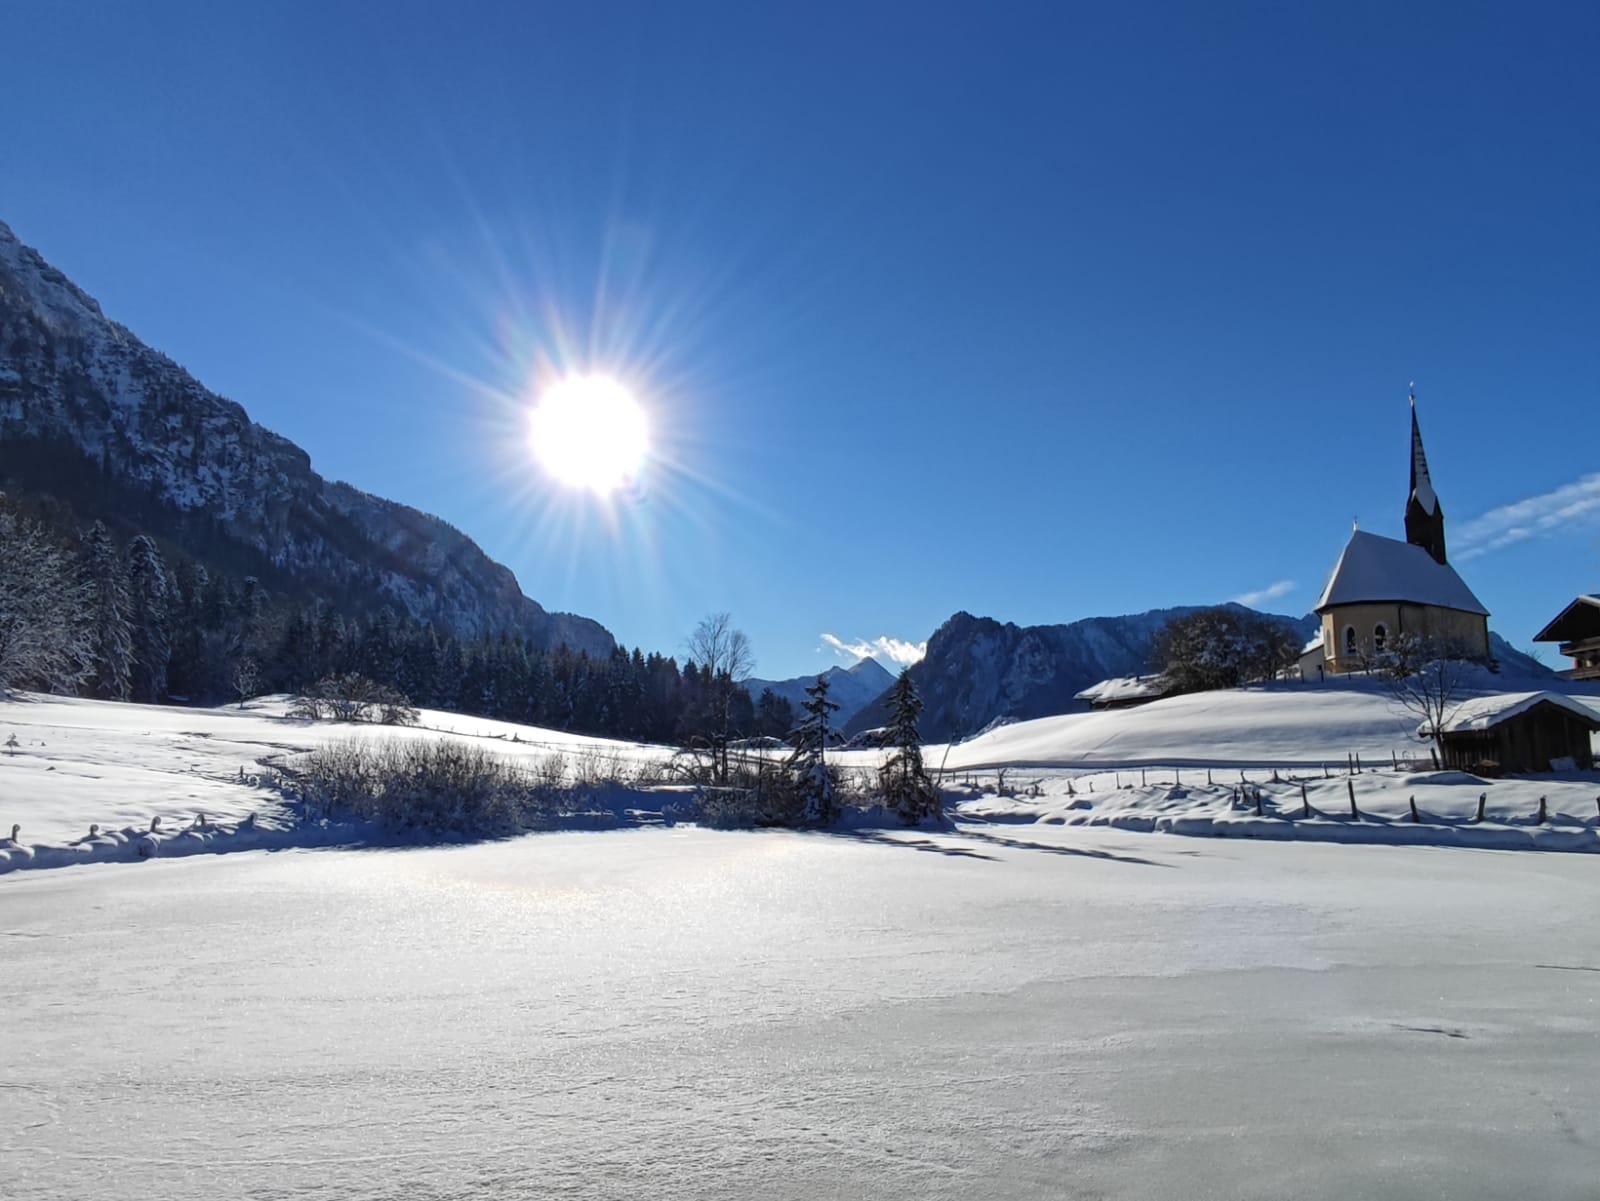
[1404,393,1448,564]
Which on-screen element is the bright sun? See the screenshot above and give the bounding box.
[528,375,650,494]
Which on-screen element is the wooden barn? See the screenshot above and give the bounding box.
[1429,692,1600,774]
[1074,675,1174,711]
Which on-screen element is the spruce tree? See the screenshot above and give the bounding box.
[78,522,133,701]
[879,669,940,825]
[787,675,842,825]
[124,535,172,702]
[0,507,92,694]
[756,688,796,740]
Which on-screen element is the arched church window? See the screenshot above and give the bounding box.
[1373,623,1388,653]
[1344,626,1358,657]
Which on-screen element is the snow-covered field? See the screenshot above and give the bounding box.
[0,694,671,870]
[5,676,1600,871]
[4,827,1598,1199]
[4,685,1600,1197]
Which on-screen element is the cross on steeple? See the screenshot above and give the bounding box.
[1404,389,1448,564]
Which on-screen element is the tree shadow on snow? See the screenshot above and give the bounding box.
[956,828,1171,868]
[826,830,1000,860]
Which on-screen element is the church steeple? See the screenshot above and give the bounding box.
[1404,392,1448,564]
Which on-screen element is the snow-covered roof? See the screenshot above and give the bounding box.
[1533,595,1600,643]
[1301,635,1324,656]
[1425,691,1600,737]
[1075,675,1172,704]
[1314,530,1488,615]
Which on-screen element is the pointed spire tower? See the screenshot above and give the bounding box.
[1404,391,1448,564]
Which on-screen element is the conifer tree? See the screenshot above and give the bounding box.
[0,507,92,694]
[755,688,796,740]
[124,534,172,702]
[879,669,940,825]
[78,521,133,701]
[787,675,842,824]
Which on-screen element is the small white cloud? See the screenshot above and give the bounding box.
[821,632,928,666]
[1455,472,1600,561]
[1229,579,1296,607]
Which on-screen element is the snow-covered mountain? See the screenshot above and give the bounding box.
[844,605,1549,742]
[745,656,897,728]
[0,219,612,656]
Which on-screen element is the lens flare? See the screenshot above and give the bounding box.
[528,375,649,494]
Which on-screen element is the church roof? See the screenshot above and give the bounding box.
[1314,530,1489,615]
[1409,404,1439,515]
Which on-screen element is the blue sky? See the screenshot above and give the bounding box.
[4,1,1598,678]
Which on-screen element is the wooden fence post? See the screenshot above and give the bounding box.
[1347,778,1358,818]
[1300,781,1309,817]
[1254,787,1263,816]
[1141,767,1147,787]
[1477,793,1486,822]
[1409,796,1419,823]
[1207,768,1213,786]
[1537,796,1547,824]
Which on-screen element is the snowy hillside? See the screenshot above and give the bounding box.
[0,693,666,869]
[930,672,1597,771]
[0,218,612,654]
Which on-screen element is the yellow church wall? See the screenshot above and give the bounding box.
[1320,603,1490,673]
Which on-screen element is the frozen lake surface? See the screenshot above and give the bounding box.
[4,825,1598,1199]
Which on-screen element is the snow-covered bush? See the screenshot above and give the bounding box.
[288,739,661,838]
[293,739,530,836]
[290,673,419,726]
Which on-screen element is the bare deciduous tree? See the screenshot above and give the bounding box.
[685,613,755,785]
[1383,633,1477,763]
[686,611,754,682]
[232,656,261,708]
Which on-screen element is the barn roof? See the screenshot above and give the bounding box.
[1314,530,1488,615]
[1533,595,1600,643]
[1075,675,1172,705]
[1425,691,1600,737]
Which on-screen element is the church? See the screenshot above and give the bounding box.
[1302,400,1491,676]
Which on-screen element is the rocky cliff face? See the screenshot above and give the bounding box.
[0,219,612,656]
[844,606,1319,741]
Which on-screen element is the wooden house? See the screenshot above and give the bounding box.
[1533,595,1600,681]
[1428,692,1600,774]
